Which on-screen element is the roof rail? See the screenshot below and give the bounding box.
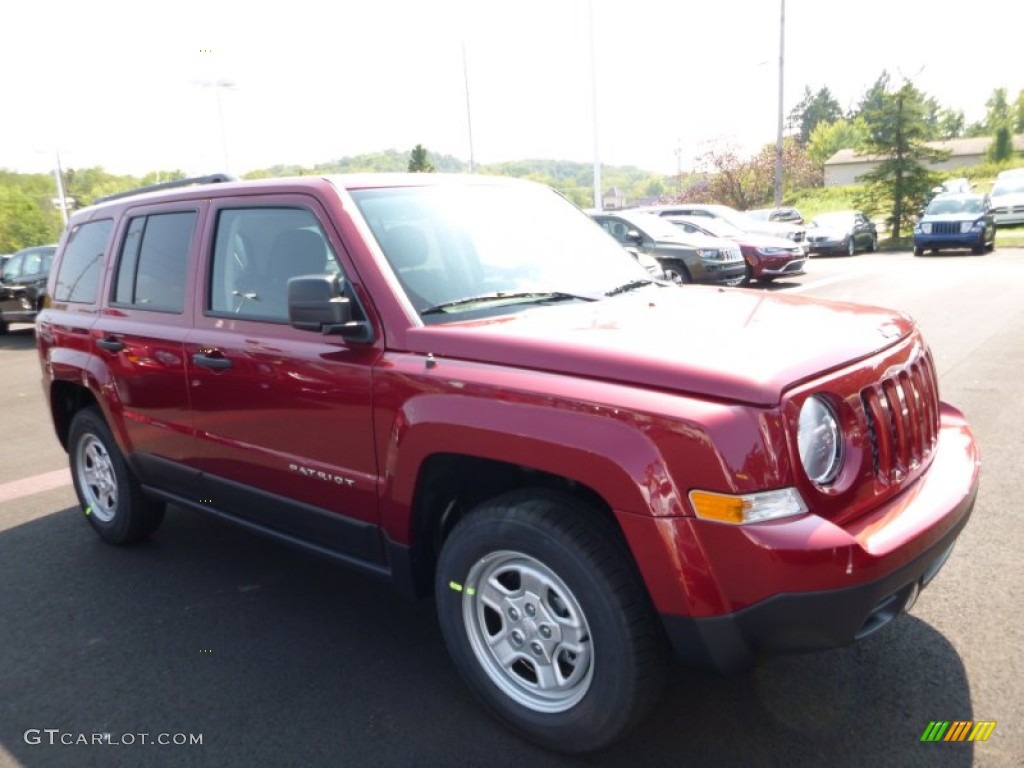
[94,173,239,204]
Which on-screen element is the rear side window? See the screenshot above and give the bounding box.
[53,219,113,303]
[113,211,197,313]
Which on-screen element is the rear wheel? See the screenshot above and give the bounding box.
[435,490,668,753]
[68,407,165,544]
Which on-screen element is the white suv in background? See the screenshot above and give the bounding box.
[990,169,1024,226]
[637,203,806,244]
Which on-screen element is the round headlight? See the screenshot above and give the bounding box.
[797,396,842,485]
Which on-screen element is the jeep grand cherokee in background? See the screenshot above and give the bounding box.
[37,174,980,753]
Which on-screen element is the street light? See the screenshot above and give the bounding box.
[193,78,235,172]
[774,0,786,207]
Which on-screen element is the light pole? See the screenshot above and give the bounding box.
[194,79,234,172]
[462,41,476,173]
[588,0,601,210]
[53,150,70,227]
[774,0,786,207]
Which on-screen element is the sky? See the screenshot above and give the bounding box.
[2,0,1022,179]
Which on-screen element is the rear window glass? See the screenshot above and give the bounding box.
[53,220,113,304]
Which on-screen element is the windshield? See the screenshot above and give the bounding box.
[993,178,1024,196]
[925,196,987,215]
[810,212,854,228]
[678,216,742,239]
[349,183,651,320]
[620,213,688,240]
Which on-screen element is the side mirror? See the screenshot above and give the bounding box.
[626,229,643,245]
[288,274,374,343]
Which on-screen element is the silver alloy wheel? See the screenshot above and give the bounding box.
[75,434,118,522]
[462,550,594,713]
[664,267,684,284]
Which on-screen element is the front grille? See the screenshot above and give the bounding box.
[930,222,961,235]
[860,351,940,485]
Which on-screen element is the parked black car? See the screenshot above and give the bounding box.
[590,211,746,285]
[0,244,56,333]
[805,211,878,256]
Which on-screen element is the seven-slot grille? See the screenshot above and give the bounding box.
[860,351,940,485]
[929,222,961,235]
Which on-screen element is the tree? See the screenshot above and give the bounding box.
[984,87,1012,132]
[408,144,435,173]
[856,80,947,240]
[788,86,843,144]
[936,108,965,139]
[851,71,891,120]
[1015,89,1024,134]
[807,117,869,166]
[989,126,1013,162]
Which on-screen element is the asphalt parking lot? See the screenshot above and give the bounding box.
[1,248,1022,767]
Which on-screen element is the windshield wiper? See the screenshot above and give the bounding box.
[604,279,656,296]
[421,291,599,315]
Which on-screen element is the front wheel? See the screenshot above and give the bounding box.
[68,407,165,544]
[846,236,856,257]
[663,264,690,284]
[868,234,878,252]
[913,246,924,256]
[435,490,668,753]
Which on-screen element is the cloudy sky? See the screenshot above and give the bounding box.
[2,0,1021,178]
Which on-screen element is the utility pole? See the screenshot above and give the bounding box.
[774,0,786,207]
[588,0,601,210]
[462,41,476,173]
[54,151,69,227]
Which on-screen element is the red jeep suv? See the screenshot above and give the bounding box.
[37,173,980,753]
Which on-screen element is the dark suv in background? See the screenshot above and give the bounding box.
[0,244,56,333]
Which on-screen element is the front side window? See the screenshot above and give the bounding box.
[53,219,113,303]
[209,207,340,322]
[2,254,23,281]
[112,211,196,312]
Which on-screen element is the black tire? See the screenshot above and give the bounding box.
[739,262,753,286]
[846,236,856,257]
[913,246,924,256]
[868,234,878,252]
[435,489,669,754]
[663,264,690,284]
[68,407,165,544]
[0,319,7,335]
[972,241,984,255]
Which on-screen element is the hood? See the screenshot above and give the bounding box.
[735,232,802,250]
[991,191,1024,205]
[921,212,984,223]
[404,286,913,406]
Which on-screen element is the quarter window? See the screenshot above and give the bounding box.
[53,219,113,303]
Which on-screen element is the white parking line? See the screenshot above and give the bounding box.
[0,468,72,504]
[789,270,872,294]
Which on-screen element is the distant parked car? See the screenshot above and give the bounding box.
[638,203,806,244]
[0,244,57,333]
[667,215,807,284]
[805,211,878,256]
[913,193,995,256]
[591,211,746,285]
[747,206,805,225]
[990,170,1024,226]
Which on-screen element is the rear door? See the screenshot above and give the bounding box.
[90,204,202,493]
[184,195,383,560]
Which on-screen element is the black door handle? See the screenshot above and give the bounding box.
[192,353,233,370]
[96,337,124,353]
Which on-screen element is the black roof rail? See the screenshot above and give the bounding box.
[94,173,239,204]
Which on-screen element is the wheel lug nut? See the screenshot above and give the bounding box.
[539,625,552,638]
[508,607,519,621]
[524,603,536,617]
[530,641,543,656]
[510,630,524,646]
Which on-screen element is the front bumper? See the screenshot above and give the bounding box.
[620,403,979,674]
[807,240,848,254]
[914,231,985,251]
[755,256,807,278]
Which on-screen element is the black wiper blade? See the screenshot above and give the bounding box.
[420,291,599,315]
[604,279,655,296]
